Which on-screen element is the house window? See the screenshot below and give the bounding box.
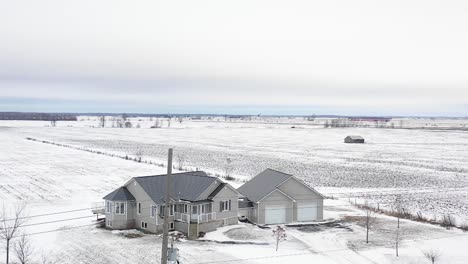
[183,204,189,213]
[107,219,113,227]
[170,222,174,230]
[160,205,174,217]
[150,205,157,218]
[201,203,211,213]
[141,221,147,229]
[220,200,231,212]
[137,202,141,215]
[105,201,112,213]
[115,202,126,215]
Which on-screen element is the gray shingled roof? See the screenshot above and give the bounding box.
[134,171,217,204]
[237,168,292,202]
[103,187,135,201]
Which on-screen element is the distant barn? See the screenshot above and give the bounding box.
[344,136,365,144]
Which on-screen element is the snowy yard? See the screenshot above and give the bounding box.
[17,202,468,264]
[1,118,468,263]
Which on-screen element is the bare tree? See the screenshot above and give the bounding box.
[99,116,106,128]
[223,158,233,179]
[14,234,33,264]
[0,204,27,264]
[124,121,132,128]
[135,149,143,162]
[178,117,183,124]
[151,119,161,128]
[116,118,124,128]
[394,226,405,257]
[393,194,405,228]
[423,249,442,264]
[40,251,51,264]
[167,118,171,128]
[176,153,187,170]
[272,226,287,252]
[363,202,377,244]
[50,120,56,127]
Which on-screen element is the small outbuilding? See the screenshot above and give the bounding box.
[344,135,365,143]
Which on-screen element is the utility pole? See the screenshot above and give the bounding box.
[161,148,173,264]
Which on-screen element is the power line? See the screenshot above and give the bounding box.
[14,223,101,238]
[20,215,97,228]
[2,206,104,222]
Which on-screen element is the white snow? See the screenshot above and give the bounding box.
[1,117,467,263]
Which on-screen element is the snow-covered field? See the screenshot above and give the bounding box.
[1,117,468,263]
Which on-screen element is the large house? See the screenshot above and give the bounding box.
[103,171,239,238]
[237,169,324,225]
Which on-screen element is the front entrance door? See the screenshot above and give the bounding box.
[191,205,198,222]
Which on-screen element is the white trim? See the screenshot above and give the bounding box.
[257,203,260,223]
[114,202,126,215]
[220,200,230,211]
[194,179,242,201]
[278,176,325,198]
[216,179,243,197]
[150,204,156,218]
[258,188,295,203]
[105,200,112,214]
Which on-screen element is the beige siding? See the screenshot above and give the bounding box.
[258,190,294,225]
[124,179,176,233]
[105,201,134,230]
[278,178,324,221]
[211,184,239,222]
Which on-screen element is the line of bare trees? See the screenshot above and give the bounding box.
[359,198,443,263]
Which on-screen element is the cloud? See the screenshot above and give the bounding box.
[0,0,467,115]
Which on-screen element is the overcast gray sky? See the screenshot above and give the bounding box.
[1,0,467,115]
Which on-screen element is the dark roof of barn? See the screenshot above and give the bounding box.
[103,187,135,201]
[346,135,364,140]
[133,171,217,204]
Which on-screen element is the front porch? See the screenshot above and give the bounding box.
[174,202,217,223]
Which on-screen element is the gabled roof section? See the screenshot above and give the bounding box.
[237,168,292,202]
[103,187,135,201]
[207,183,226,199]
[133,171,217,204]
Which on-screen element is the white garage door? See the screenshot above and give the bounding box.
[297,202,317,222]
[265,205,286,224]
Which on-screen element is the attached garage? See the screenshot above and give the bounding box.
[237,168,324,225]
[297,202,317,222]
[265,205,287,224]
